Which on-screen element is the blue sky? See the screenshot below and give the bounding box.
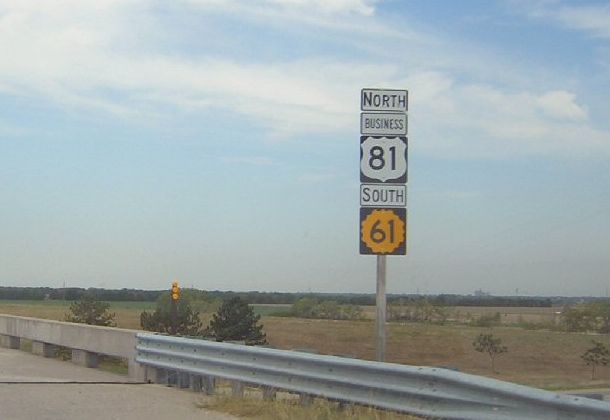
[1,0,610,295]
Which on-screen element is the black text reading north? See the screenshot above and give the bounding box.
[361,91,407,110]
[362,115,405,131]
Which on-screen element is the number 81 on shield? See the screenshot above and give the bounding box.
[360,136,408,184]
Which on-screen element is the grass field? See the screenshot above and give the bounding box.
[1,300,608,390]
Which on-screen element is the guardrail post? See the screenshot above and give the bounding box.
[150,368,168,385]
[189,375,202,392]
[299,394,313,406]
[202,376,216,395]
[179,372,190,389]
[167,370,178,387]
[31,341,57,357]
[337,401,351,411]
[71,349,99,368]
[231,381,244,398]
[262,386,276,401]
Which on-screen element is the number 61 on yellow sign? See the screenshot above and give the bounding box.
[360,208,407,255]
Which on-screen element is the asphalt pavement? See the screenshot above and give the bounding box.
[0,347,235,420]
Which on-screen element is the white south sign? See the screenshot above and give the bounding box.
[360,184,407,207]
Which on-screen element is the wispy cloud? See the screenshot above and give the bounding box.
[1,0,609,159]
[181,0,407,38]
[516,1,610,39]
[536,91,588,121]
[410,72,610,158]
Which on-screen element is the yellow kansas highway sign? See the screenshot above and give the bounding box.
[360,208,406,255]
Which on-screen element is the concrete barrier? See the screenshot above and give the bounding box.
[0,314,145,380]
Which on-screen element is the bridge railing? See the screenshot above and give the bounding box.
[0,314,145,380]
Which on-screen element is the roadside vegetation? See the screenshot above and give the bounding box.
[561,300,610,333]
[205,296,267,344]
[472,333,508,373]
[198,388,420,420]
[4,294,610,390]
[64,294,116,326]
[140,292,204,336]
[277,297,365,321]
[582,340,610,379]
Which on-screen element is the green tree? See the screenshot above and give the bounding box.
[388,298,451,324]
[472,312,502,328]
[140,293,203,336]
[291,297,318,318]
[581,340,610,379]
[317,300,341,319]
[561,305,597,332]
[473,333,507,373]
[433,305,451,325]
[289,298,364,321]
[340,304,364,321]
[206,297,267,345]
[65,295,116,326]
[414,298,435,322]
[589,300,610,333]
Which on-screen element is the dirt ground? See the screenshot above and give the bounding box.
[262,317,610,390]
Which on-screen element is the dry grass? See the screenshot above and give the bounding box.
[0,300,209,330]
[262,316,610,390]
[0,301,67,321]
[197,388,420,420]
[2,301,610,390]
[361,304,561,324]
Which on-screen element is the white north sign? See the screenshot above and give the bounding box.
[361,88,408,112]
[360,184,407,207]
[360,112,407,136]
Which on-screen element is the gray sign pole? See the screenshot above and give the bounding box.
[376,254,387,361]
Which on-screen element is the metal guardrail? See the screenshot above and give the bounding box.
[136,333,610,419]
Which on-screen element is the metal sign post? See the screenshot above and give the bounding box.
[376,255,387,361]
[359,88,408,362]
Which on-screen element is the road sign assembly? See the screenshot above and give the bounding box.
[359,88,408,256]
[359,87,409,362]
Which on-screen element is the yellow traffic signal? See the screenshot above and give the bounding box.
[171,281,180,301]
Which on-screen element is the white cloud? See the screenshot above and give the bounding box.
[1,0,609,159]
[0,0,397,135]
[518,1,610,39]
[409,74,610,158]
[536,90,587,120]
[553,4,610,39]
[265,0,377,16]
[182,0,412,40]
